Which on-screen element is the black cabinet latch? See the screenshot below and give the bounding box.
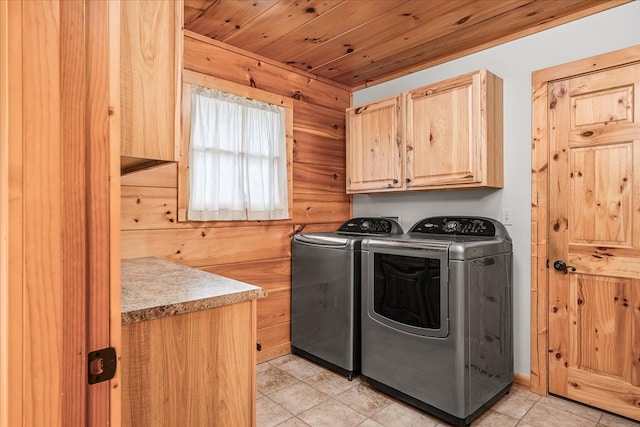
[88,347,117,384]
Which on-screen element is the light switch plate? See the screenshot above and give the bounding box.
[501,208,513,225]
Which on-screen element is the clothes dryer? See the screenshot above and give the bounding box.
[361,216,513,425]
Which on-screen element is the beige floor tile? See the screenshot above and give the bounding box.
[257,360,273,373]
[334,382,394,418]
[370,402,441,427]
[257,396,294,427]
[258,366,300,395]
[259,356,638,427]
[521,398,600,427]
[273,355,329,381]
[490,387,540,419]
[358,419,385,427]
[598,412,640,427]
[298,399,367,427]
[540,395,603,422]
[471,409,519,427]
[275,417,312,427]
[269,354,298,367]
[270,382,331,415]
[304,369,357,396]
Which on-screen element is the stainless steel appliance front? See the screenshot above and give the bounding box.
[361,217,513,425]
[291,218,403,378]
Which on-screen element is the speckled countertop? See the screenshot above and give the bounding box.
[121,257,267,325]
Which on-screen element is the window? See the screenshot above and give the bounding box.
[179,70,293,222]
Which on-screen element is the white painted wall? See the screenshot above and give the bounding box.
[352,2,640,377]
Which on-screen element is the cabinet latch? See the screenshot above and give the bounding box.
[88,347,117,384]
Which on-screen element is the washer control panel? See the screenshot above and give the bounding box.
[337,217,403,235]
[410,217,496,237]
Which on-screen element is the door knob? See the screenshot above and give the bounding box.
[553,260,576,273]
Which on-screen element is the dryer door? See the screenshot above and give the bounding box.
[363,243,449,338]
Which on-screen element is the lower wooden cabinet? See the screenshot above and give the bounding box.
[256,289,292,363]
[122,301,257,427]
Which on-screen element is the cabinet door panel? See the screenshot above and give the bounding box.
[122,302,255,427]
[407,83,479,187]
[346,96,403,193]
[120,0,182,162]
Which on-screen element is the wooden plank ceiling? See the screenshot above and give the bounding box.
[184,0,630,89]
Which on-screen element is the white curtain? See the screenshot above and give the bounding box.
[188,86,288,221]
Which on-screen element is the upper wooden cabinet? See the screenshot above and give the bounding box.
[346,96,404,193]
[346,69,503,193]
[120,0,183,173]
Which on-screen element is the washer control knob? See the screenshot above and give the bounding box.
[444,221,459,232]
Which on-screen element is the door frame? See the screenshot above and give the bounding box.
[530,44,640,395]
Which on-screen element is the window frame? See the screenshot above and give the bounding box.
[178,69,293,222]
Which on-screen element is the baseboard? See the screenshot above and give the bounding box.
[513,373,531,390]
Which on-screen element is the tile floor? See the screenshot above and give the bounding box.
[257,354,640,427]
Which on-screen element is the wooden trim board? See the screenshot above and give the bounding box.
[513,373,531,391]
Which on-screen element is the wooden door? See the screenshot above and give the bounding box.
[548,62,640,420]
[346,95,403,193]
[1,1,119,425]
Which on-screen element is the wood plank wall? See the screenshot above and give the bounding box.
[120,31,352,363]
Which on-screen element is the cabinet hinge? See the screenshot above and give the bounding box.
[88,347,117,385]
[546,259,549,269]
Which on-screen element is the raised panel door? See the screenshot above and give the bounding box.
[406,73,480,188]
[346,95,403,193]
[406,69,502,190]
[548,62,640,420]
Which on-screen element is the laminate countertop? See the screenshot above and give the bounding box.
[121,257,267,325]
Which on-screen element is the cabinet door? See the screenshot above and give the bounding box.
[346,96,403,193]
[122,302,256,426]
[406,73,482,188]
[120,0,182,162]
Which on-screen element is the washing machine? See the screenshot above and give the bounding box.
[291,217,403,379]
